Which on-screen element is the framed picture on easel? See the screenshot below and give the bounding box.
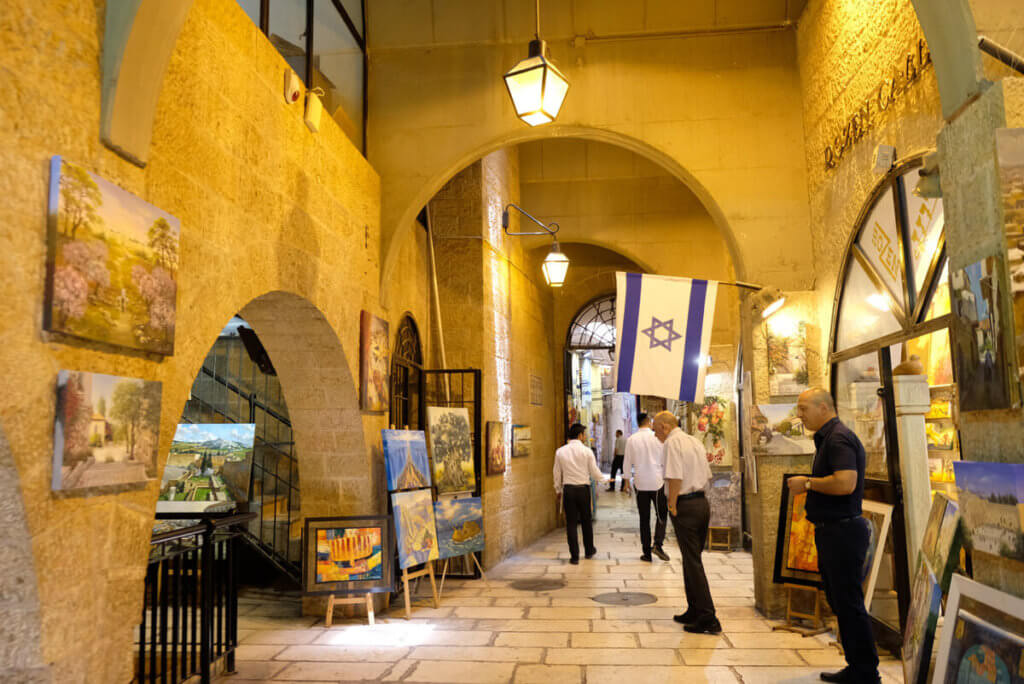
[302,516,393,595]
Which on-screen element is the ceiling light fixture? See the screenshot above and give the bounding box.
[502,203,568,287]
[503,0,569,126]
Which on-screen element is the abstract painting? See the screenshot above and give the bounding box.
[512,425,532,459]
[933,574,1024,684]
[953,461,1024,564]
[766,320,810,397]
[427,406,475,495]
[382,429,431,491]
[53,369,162,491]
[157,423,255,513]
[44,157,179,355]
[902,558,943,684]
[486,421,506,476]
[996,128,1024,391]
[750,404,815,455]
[690,395,732,466]
[434,496,485,559]
[359,311,389,412]
[391,489,439,569]
[773,474,821,589]
[302,515,392,594]
[951,257,1014,412]
[919,492,962,593]
[861,499,893,608]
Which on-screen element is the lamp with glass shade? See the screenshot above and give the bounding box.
[542,242,570,287]
[504,1,569,126]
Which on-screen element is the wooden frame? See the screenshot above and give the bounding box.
[861,499,893,609]
[302,515,393,595]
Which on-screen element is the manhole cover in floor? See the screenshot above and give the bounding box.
[509,579,567,592]
[609,527,638,534]
[591,592,658,606]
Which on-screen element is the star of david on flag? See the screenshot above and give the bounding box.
[614,272,718,402]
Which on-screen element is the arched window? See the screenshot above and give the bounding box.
[567,294,616,364]
[390,315,423,430]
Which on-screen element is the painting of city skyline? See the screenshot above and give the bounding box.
[919,492,962,593]
[157,423,255,513]
[996,127,1024,392]
[382,429,431,492]
[751,404,815,455]
[427,406,475,495]
[953,461,1024,563]
[434,496,484,559]
[45,157,179,355]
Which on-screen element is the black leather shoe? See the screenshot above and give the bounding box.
[640,554,652,562]
[819,670,880,684]
[585,550,597,559]
[569,558,579,565]
[684,618,722,634]
[652,547,670,561]
[672,610,696,624]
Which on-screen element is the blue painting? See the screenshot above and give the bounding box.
[383,429,431,491]
[943,611,1024,684]
[434,497,484,559]
[392,489,439,569]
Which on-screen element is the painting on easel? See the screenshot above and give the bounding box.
[302,515,393,595]
[434,496,484,559]
[392,489,440,569]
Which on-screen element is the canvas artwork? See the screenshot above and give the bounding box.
[486,421,506,476]
[740,371,757,494]
[919,492,963,592]
[359,311,389,412]
[707,472,741,541]
[45,157,179,355]
[302,515,392,594]
[902,558,943,684]
[861,499,894,608]
[434,496,485,559]
[996,128,1024,391]
[512,425,532,458]
[766,320,810,396]
[53,369,162,491]
[933,574,1024,684]
[773,475,821,589]
[953,461,1024,564]
[391,489,440,569]
[751,404,815,455]
[426,406,475,494]
[157,423,255,513]
[529,374,544,406]
[951,257,1014,412]
[690,395,733,466]
[382,430,431,491]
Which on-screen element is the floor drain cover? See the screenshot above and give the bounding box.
[609,527,638,534]
[591,592,658,606]
[509,579,567,592]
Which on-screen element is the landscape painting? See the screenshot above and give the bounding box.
[359,311,389,412]
[751,404,815,455]
[902,558,943,684]
[434,496,485,559]
[953,461,1024,564]
[773,475,822,589]
[919,492,962,592]
[996,127,1024,390]
[486,421,506,476]
[512,425,531,458]
[426,406,475,494]
[157,423,255,513]
[45,157,179,355]
[302,515,392,594]
[766,320,810,396]
[391,489,439,569]
[382,429,431,491]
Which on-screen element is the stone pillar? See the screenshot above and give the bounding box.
[891,374,931,572]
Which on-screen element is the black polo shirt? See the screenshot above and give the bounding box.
[804,417,866,525]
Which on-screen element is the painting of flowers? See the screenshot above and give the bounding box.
[44,157,179,355]
[690,395,732,466]
[360,311,389,412]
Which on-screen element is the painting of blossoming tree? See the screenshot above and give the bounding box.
[44,157,179,355]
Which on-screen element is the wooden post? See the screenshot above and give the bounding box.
[324,592,375,627]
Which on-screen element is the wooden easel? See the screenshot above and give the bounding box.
[324,592,375,626]
[772,583,828,636]
[400,560,439,619]
[438,552,490,597]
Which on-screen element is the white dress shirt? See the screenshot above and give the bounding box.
[663,427,712,495]
[613,436,627,456]
[622,428,664,491]
[553,439,604,492]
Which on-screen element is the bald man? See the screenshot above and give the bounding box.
[787,388,879,684]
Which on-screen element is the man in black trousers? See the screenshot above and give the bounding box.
[787,388,880,684]
[553,423,606,564]
[608,429,626,491]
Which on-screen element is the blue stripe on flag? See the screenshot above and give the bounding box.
[616,273,643,393]
[678,280,708,401]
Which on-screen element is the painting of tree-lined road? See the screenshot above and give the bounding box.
[45,157,179,355]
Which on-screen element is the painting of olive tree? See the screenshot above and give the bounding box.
[45,157,179,355]
[53,370,162,491]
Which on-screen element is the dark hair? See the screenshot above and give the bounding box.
[568,423,586,440]
[638,412,649,425]
[615,429,623,436]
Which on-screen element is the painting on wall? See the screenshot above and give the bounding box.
[302,515,392,594]
[529,374,544,406]
[919,492,962,593]
[391,489,439,569]
[933,574,1024,684]
[953,461,1024,565]
[902,558,943,684]
[707,472,741,543]
[359,311,389,413]
[486,421,506,476]
[157,423,255,513]
[689,396,732,466]
[861,499,894,608]
[426,407,475,495]
[773,474,821,589]
[53,369,162,491]
[766,320,810,397]
[434,496,485,559]
[512,425,531,458]
[751,404,815,455]
[950,257,1014,412]
[382,429,432,492]
[996,127,1024,392]
[44,157,179,355]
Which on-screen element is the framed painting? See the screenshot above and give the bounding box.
[529,374,543,406]
[512,425,531,458]
[359,311,389,412]
[707,472,741,537]
[902,558,943,684]
[919,492,962,593]
[996,128,1024,392]
[933,574,1024,683]
[391,489,439,569]
[751,404,815,455]
[53,369,162,492]
[689,395,732,466]
[766,319,810,397]
[861,499,893,608]
[953,461,1024,565]
[157,423,255,513]
[434,496,485,559]
[382,429,431,491]
[485,421,506,476]
[773,473,821,589]
[44,157,179,355]
[302,515,392,595]
[426,406,475,494]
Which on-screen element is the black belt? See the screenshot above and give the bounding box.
[812,515,860,529]
[676,491,705,501]
[563,483,591,489]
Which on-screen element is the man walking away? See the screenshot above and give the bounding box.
[554,423,606,565]
[623,413,670,562]
[654,411,721,634]
[608,429,627,491]
[787,388,880,684]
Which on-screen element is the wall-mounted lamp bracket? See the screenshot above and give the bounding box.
[502,203,560,237]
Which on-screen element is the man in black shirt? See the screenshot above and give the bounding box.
[787,388,880,684]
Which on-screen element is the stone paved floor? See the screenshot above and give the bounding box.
[224,492,903,683]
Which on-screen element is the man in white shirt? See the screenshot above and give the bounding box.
[608,429,627,491]
[623,413,670,562]
[654,410,720,634]
[553,423,606,564]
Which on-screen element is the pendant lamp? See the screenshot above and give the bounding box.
[503,0,569,126]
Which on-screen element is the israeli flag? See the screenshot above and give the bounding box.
[614,272,718,402]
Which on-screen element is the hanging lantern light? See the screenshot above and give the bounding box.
[542,241,570,287]
[504,1,569,126]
